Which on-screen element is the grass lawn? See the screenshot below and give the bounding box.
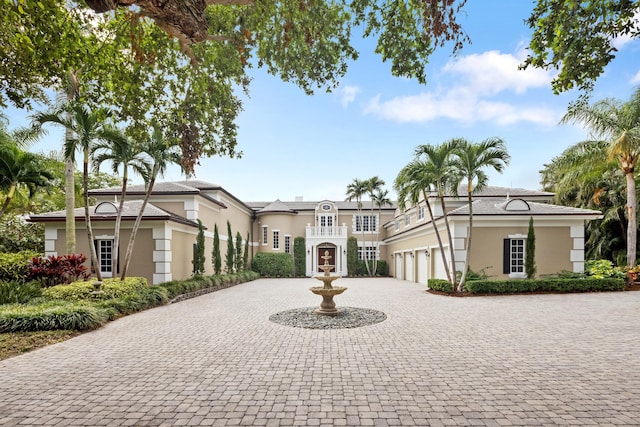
[0,330,81,360]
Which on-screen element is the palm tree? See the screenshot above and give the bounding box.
[346,178,370,275]
[451,137,510,291]
[120,126,182,279]
[32,103,123,281]
[561,87,640,268]
[371,187,391,275]
[93,134,149,277]
[364,176,385,275]
[0,143,53,217]
[394,160,453,284]
[415,141,459,286]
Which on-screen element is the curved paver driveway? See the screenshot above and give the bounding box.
[1,278,639,426]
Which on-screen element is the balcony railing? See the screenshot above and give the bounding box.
[306,226,348,238]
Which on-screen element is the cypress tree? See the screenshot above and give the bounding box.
[192,219,205,275]
[225,220,234,274]
[526,216,536,279]
[235,232,243,271]
[243,232,249,270]
[212,223,221,275]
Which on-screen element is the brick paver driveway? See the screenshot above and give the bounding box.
[1,278,639,426]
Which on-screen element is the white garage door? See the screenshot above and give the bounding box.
[432,248,451,280]
[404,252,414,282]
[416,251,427,284]
[395,254,403,279]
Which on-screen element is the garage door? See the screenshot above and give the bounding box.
[432,248,450,280]
[395,254,403,279]
[416,251,427,284]
[404,252,414,282]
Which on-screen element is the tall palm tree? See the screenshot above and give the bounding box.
[451,137,510,291]
[364,176,385,275]
[561,87,640,268]
[0,143,53,217]
[32,103,123,281]
[415,141,459,286]
[346,178,370,275]
[371,187,391,275]
[394,160,453,284]
[120,126,182,279]
[93,135,149,277]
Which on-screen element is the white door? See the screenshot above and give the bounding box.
[394,254,403,279]
[416,251,428,284]
[432,248,450,280]
[404,252,414,282]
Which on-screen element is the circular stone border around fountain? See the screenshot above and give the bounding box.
[269,306,387,329]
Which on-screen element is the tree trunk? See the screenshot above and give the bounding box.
[438,187,457,286]
[121,173,157,280]
[423,190,452,285]
[626,171,637,267]
[0,184,15,217]
[112,172,128,277]
[65,157,76,254]
[83,151,102,281]
[457,188,473,292]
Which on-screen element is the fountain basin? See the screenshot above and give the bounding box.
[309,286,347,296]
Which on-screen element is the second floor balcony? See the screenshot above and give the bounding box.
[306,225,348,239]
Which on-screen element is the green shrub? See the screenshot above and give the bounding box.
[97,286,169,319]
[0,251,40,281]
[251,253,294,277]
[0,301,109,332]
[585,259,625,279]
[464,277,625,294]
[428,279,454,293]
[42,277,148,301]
[0,280,41,304]
[354,260,387,276]
[293,237,305,276]
[347,236,358,276]
[0,215,44,253]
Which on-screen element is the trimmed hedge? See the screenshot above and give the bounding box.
[355,260,388,276]
[0,251,40,281]
[251,253,294,277]
[42,277,148,301]
[160,271,259,299]
[465,278,625,293]
[428,277,625,294]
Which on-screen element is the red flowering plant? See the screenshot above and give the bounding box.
[27,254,91,287]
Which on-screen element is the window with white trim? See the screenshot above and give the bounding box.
[284,235,291,254]
[358,245,378,260]
[395,221,399,231]
[417,205,425,221]
[405,214,411,227]
[262,225,268,246]
[273,230,279,250]
[354,215,377,232]
[95,238,115,277]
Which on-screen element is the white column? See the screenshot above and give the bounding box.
[152,227,172,284]
[570,224,585,273]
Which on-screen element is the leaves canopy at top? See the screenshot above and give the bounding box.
[2,0,470,172]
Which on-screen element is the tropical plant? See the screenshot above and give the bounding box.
[346,178,370,275]
[560,87,640,268]
[31,103,125,281]
[371,187,391,275]
[415,141,460,285]
[451,137,510,291]
[394,159,453,284]
[26,254,90,287]
[0,143,53,217]
[120,126,182,279]
[0,215,43,253]
[92,133,149,276]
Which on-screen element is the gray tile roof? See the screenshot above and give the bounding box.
[28,200,199,227]
[247,200,397,211]
[256,199,297,214]
[447,199,601,217]
[444,184,554,198]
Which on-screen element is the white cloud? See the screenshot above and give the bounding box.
[363,49,560,126]
[612,9,640,49]
[631,69,640,84]
[341,85,360,108]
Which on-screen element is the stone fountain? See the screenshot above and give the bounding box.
[310,250,347,315]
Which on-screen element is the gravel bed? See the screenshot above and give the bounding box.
[269,306,387,329]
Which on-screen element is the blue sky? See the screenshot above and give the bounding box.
[4,1,640,203]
